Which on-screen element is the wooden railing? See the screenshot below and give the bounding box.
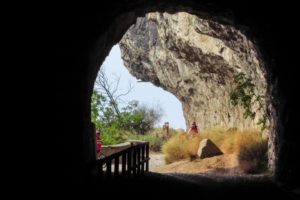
[95,141,149,180]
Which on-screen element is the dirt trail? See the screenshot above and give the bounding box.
[149,152,166,172]
[150,152,244,175]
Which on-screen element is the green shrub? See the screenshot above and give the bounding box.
[139,134,163,151]
[101,124,128,145]
[127,128,179,152]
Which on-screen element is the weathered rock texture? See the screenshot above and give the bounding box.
[120,12,268,131]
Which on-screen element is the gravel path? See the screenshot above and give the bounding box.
[149,152,165,172]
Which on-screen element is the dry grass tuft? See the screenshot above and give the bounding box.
[162,127,268,173]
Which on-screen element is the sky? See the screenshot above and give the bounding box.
[96,45,186,130]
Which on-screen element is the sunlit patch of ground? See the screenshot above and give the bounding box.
[150,153,246,175]
[149,152,166,171]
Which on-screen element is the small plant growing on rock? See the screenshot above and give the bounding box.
[230,72,268,131]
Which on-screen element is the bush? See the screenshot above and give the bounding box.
[162,133,190,163]
[127,128,179,152]
[161,132,202,163]
[132,104,163,134]
[238,139,268,173]
[101,124,128,145]
[91,88,164,141]
[139,134,163,151]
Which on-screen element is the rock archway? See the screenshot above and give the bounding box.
[119,11,275,172]
[119,12,268,131]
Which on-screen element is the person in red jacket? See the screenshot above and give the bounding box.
[96,131,102,154]
[188,122,199,135]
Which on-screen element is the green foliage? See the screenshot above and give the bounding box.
[230,73,268,131]
[257,115,268,132]
[91,67,164,145]
[91,90,163,144]
[127,132,163,151]
[91,90,105,123]
[91,91,106,132]
[127,128,178,151]
[100,124,128,145]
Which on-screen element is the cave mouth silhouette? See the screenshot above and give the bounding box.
[93,11,276,177]
[51,1,299,195]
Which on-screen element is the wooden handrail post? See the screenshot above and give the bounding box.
[122,153,126,177]
[106,159,112,180]
[137,147,141,176]
[97,162,103,178]
[127,149,132,177]
[141,145,145,175]
[132,147,137,176]
[114,157,119,178]
[146,143,149,172]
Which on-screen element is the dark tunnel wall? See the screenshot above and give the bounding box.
[51,0,299,188]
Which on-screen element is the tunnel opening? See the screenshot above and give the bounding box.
[90,11,279,180]
[47,0,300,196]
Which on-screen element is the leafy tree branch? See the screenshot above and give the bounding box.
[230,73,268,131]
[91,66,163,144]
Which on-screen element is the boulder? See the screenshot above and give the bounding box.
[197,139,223,159]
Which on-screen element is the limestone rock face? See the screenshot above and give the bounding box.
[197,139,223,159]
[120,12,268,130]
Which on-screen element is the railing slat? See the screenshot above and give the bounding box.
[114,156,119,177]
[122,153,126,177]
[97,162,103,178]
[141,145,145,175]
[132,148,137,176]
[127,149,132,177]
[146,143,149,172]
[106,159,112,180]
[137,147,141,176]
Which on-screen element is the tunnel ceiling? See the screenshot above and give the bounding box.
[119,12,268,130]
